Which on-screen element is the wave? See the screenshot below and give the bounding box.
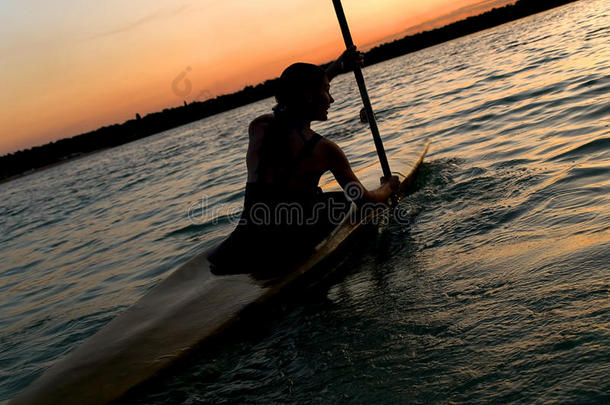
[548,137,610,161]
[164,212,240,238]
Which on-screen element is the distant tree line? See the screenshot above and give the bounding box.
[364,0,578,65]
[0,0,578,182]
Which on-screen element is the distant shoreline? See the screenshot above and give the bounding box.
[0,0,578,184]
[0,147,111,186]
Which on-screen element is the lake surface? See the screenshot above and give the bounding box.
[1,0,609,403]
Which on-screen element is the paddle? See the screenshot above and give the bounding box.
[332,0,392,180]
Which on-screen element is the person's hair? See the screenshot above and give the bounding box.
[257,63,327,181]
[274,63,326,110]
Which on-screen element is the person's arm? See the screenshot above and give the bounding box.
[325,140,398,203]
[325,45,364,82]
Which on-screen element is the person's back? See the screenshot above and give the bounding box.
[208,57,399,275]
[246,114,326,193]
[210,110,349,275]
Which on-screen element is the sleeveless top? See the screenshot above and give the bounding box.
[208,132,328,274]
[245,132,323,205]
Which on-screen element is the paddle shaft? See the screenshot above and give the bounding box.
[332,0,392,179]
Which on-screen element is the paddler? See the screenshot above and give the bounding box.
[209,47,399,274]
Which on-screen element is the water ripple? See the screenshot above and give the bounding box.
[3,0,610,403]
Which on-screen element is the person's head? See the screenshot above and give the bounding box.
[275,63,334,121]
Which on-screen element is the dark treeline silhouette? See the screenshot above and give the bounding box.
[365,0,577,65]
[0,0,578,182]
[0,81,278,182]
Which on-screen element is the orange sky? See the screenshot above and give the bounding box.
[0,0,514,155]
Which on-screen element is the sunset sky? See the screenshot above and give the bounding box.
[1,0,514,155]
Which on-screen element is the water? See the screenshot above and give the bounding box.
[1,0,609,403]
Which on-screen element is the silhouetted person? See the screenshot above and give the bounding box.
[209,47,399,275]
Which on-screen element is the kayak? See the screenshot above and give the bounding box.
[11,138,430,405]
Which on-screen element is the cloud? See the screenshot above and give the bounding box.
[88,3,191,39]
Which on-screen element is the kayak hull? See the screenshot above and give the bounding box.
[11,139,430,405]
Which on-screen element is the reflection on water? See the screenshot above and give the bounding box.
[1,0,609,402]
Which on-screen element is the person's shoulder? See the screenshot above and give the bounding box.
[248,114,273,140]
[313,134,348,167]
[316,135,342,155]
[249,114,273,130]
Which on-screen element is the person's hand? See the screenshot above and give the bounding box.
[338,45,364,72]
[380,175,400,192]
